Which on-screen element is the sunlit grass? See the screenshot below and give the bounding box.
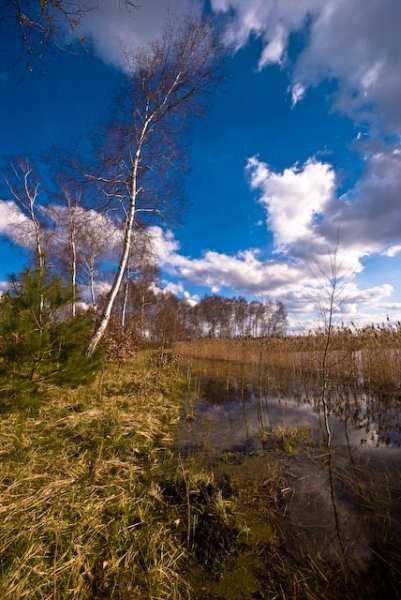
[0,354,191,599]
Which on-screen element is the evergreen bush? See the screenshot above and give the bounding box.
[0,269,102,410]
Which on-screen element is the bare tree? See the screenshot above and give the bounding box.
[316,243,346,446]
[3,159,46,275]
[46,188,84,317]
[78,212,120,308]
[86,17,220,355]
[120,225,156,330]
[320,257,338,446]
[316,244,348,563]
[46,198,121,311]
[3,0,140,71]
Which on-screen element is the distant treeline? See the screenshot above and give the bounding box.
[110,282,288,344]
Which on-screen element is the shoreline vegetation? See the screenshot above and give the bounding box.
[175,324,401,390]
[1,348,401,598]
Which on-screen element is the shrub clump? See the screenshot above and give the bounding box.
[0,269,101,410]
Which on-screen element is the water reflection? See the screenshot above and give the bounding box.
[178,360,401,455]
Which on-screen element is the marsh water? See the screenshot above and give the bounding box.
[178,358,401,453]
[177,358,401,598]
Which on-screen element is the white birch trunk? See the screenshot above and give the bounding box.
[29,193,45,319]
[70,229,77,318]
[68,206,77,318]
[87,119,151,355]
[86,72,181,355]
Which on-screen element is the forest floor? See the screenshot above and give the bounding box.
[1,351,400,599]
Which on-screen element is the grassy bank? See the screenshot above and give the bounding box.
[0,353,238,599]
[175,326,401,389]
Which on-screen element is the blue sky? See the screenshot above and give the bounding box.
[1,0,401,329]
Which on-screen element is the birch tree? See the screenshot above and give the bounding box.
[47,200,121,311]
[46,189,84,318]
[78,211,121,309]
[3,159,46,275]
[120,225,156,331]
[86,17,219,355]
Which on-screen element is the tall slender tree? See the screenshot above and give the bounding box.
[3,159,46,275]
[86,17,220,355]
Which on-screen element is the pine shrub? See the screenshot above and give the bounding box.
[0,269,102,410]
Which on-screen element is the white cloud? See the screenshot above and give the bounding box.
[212,0,401,133]
[2,149,401,328]
[72,0,200,72]
[0,200,34,247]
[384,245,401,258]
[290,82,306,107]
[149,224,312,294]
[247,156,335,249]
[151,280,200,306]
[148,226,180,263]
[247,148,401,280]
[320,148,401,252]
[211,0,320,67]
[147,145,401,327]
[148,223,401,328]
[162,281,186,296]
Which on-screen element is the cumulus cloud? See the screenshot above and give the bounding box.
[148,222,400,327]
[153,280,200,306]
[247,148,401,276]
[0,200,34,247]
[149,226,311,295]
[46,205,122,258]
[211,0,320,68]
[212,0,401,133]
[64,1,401,134]
[146,145,401,327]
[147,226,180,263]
[290,82,305,108]
[320,149,401,252]
[2,150,401,327]
[247,156,335,249]
[72,0,200,71]
[384,245,401,258]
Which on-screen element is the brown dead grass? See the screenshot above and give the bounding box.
[175,324,401,389]
[0,354,189,599]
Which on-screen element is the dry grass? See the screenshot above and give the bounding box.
[175,323,401,389]
[0,353,191,599]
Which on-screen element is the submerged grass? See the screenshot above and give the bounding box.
[269,425,311,453]
[0,353,194,599]
[186,448,401,600]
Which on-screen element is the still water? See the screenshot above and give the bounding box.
[176,358,401,592]
[177,358,401,455]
